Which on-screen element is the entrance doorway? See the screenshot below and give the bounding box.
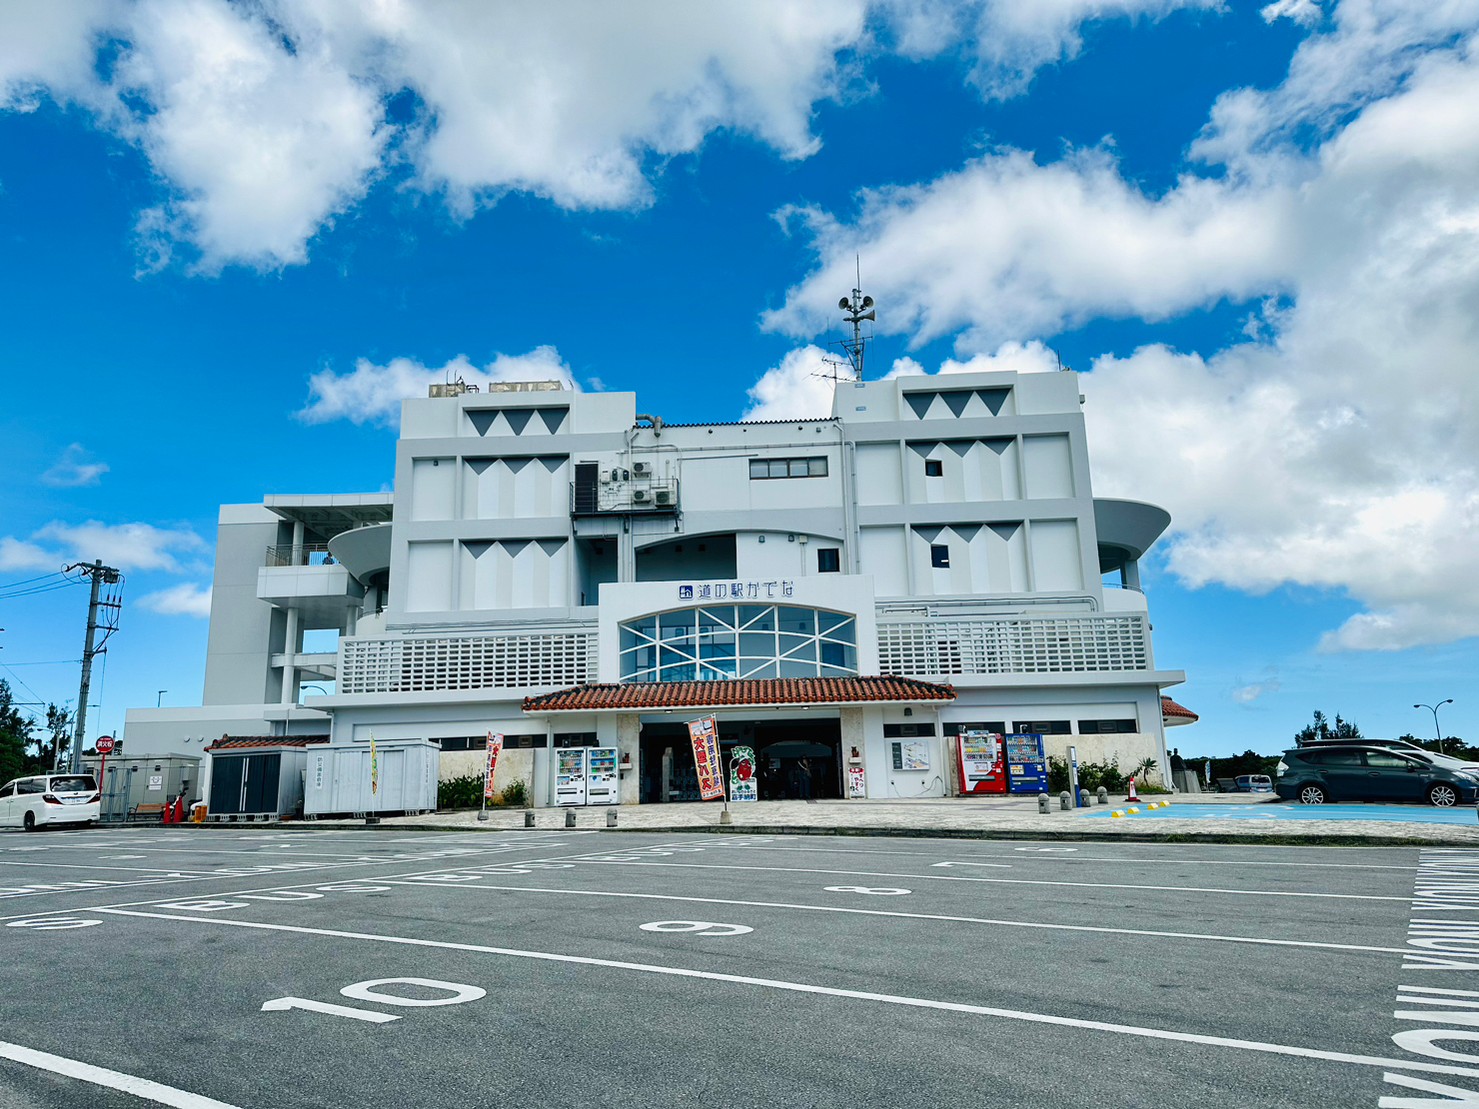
[638,717,842,803]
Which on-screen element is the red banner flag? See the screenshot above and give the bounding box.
[686,716,725,802]
[484,732,504,802]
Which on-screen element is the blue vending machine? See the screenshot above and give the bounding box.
[1004,733,1050,793]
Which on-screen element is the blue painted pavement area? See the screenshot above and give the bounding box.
[1084,802,1479,825]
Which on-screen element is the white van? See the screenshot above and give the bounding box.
[0,774,100,831]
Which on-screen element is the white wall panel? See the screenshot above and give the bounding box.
[1023,435,1074,499]
[856,444,902,506]
[410,459,455,521]
[859,526,907,595]
[1031,520,1083,591]
[406,541,453,611]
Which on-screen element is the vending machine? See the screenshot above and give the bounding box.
[1004,733,1050,794]
[586,747,619,806]
[554,748,588,806]
[957,731,1007,794]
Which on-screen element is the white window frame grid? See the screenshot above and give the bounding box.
[620,604,858,683]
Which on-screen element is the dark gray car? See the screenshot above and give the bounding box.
[1275,744,1479,806]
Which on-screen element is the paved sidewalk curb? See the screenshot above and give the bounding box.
[136,816,1479,848]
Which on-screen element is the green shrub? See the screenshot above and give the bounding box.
[496,779,528,808]
[438,774,530,809]
[438,774,484,810]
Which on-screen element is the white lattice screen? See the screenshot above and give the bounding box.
[876,613,1150,678]
[340,630,597,693]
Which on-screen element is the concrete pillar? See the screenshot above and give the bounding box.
[1121,558,1142,592]
[280,606,300,705]
[617,713,640,805]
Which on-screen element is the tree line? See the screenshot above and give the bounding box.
[1178,709,1471,783]
[0,679,72,784]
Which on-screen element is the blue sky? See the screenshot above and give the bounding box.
[1,0,1475,757]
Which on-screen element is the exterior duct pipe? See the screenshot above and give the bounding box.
[635,414,663,435]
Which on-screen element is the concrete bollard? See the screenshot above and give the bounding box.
[1078,788,1090,808]
[1038,793,1050,814]
[1097,786,1109,805]
[1059,791,1072,811]
[606,810,618,828]
[524,811,536,829]
[719,810,732,825]
[564,810,576,828]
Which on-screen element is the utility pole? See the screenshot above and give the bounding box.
[64,560,123,774]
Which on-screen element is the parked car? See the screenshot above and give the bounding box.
[0,774,100,831]
[1275,745,1479,806]
[1234,774,1274,793]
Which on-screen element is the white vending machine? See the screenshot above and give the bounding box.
[586,747,619,806]
[554,748,587,806]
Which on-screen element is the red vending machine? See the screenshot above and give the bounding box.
[957,731,1008,794]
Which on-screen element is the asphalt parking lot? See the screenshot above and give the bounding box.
[2,826,1476,1108]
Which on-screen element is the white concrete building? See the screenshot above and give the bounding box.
[125,368,1185,805]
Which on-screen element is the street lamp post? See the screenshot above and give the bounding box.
[156,690,167,708]
[1415,699,1454,756]
[300,683,329,705]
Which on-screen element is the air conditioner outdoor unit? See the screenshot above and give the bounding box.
[632,489,651,503]
[654,490,672,505]
[633,461,651,475]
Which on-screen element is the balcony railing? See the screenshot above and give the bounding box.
[265,543,335,567]
[339,628,598,694]
[876,611,1152,679]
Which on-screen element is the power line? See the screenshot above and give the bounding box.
[0,578,84,600]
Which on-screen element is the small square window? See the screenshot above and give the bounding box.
[930,544,950,568]
[817,548,840,573]
[924,459,943,477]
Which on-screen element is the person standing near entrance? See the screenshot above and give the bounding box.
[797,758,813,800]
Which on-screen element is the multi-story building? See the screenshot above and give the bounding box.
[125,368,1185,805]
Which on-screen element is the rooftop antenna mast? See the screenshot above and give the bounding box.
[822,259,875,383]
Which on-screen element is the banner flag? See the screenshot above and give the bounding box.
[484,732,504,802]
[369,732,379,796]
[686,716,725,802]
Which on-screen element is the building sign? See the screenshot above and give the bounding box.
[848,766,866,799]
[891,741,930,771]
[483,732,504,802]
[729,745,757,803]
[678,580,794,601]
[686,716,725,801]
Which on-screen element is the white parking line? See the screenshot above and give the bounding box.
[708,843,1425,871]
[568,860,1412,902]
[0,1038,243,1108]
[376,877,1413,956]
[90,907,1479,1084]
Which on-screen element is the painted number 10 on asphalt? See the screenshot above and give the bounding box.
[262,978,486,1024]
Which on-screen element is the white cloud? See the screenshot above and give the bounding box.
[1,0,1227,268]
[762,2,1479,652]
[298,348,576,429]
[40,443,109,488]
[938,1,1225,100]
[0,537,57,572]
[764,151,1292,353]
[0,0,117,109]
[115,0,386,271]
[25,521,207,573]
[1232,675,1283,704]
[137,582,212,617]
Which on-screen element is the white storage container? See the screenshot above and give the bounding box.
[304,739,439,818]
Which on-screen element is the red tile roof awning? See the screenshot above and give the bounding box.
[1161,696,1199,726]
[523,676,956,714]
[205,735,330,752]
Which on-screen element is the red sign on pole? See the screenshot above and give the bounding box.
[95,736,115,754]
